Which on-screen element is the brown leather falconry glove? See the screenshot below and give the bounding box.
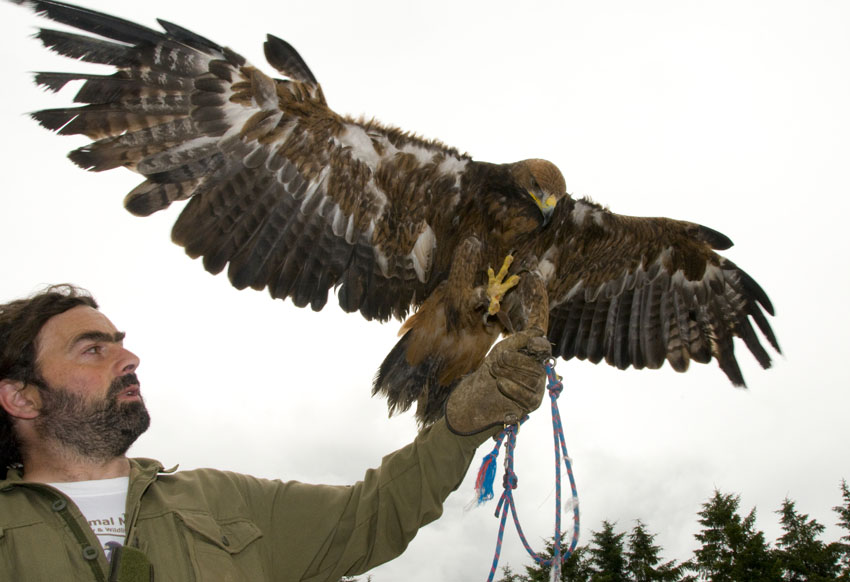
[445,329,552,436]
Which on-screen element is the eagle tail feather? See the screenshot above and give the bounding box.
[373,331,452,425]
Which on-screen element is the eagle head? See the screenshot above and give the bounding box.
[509,159,566,226]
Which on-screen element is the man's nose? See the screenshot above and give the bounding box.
[118,347,140,375]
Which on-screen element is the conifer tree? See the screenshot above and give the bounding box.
[774,497,840,581]
[588,520,628,582]
[625,520,681,581]
[496,564,531,582]
[561,547,594,582]
[835,479,850,581]
[502,481,850,582]
[687,490,780,581]
[521,538,592,582]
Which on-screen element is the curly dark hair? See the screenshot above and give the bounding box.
[0,284,98,479]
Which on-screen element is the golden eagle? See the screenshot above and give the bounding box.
[12,0,780,423]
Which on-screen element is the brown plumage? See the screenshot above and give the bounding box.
[13,0,780,424]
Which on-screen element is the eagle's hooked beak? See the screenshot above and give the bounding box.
[530,191,557,227]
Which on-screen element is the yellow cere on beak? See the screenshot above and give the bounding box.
[530,191,557,225]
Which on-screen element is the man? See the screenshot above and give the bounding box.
[0,284,551,581]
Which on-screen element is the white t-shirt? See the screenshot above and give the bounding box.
[48,476,129,559]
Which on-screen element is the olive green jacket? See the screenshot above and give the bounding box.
[0,419,490,581]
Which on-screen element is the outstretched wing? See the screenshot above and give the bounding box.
[542,198,780,385]
[21,0,472,322]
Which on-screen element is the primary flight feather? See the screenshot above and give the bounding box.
[10,0,780,423]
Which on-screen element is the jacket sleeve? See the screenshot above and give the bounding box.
[244,418,493,581]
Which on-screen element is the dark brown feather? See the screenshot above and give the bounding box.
[263,34,317,85]
[13,0,780,424]
[544,200,778,386]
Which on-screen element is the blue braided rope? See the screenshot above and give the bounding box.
[544,362,581,579]
[482,360,579,582]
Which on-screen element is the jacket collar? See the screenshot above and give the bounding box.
[0,457,175,489]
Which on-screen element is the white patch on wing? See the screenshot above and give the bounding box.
[704,263,724,284]
[299,182,318,206]
[298,166,330,213]
[570,201,592,225]
[594,209,606,226]
[314,193,330,218]
[437,157,468,191]
[438,156,468,177]
[584,283,603,302]
[400,143,435,165]
[193,69,257,144]
[250,71,278,109]
[563,281,584,301]
[538,257,556,283]
[410,224,436,282]
[221,106,256,141]
[328,204,346,237]
[336,124,383,169]
[570,200,606,227]
[666,262,731,311]
[344,214,357,244]
[263,127,296,170]
[375,250,390,278]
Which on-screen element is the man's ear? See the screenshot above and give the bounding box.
[0,379,42,420]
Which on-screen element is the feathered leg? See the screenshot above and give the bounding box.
[373,236,501,425]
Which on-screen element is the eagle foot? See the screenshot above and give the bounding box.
[487,254,520,316]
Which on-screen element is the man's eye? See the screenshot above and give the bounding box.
[84,345,103,355]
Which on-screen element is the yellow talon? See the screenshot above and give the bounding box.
[487,255,520,315]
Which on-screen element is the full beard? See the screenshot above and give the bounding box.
[33,373,151,463]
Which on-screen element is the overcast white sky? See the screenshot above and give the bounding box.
[1,0,848,579]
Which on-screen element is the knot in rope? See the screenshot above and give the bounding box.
[474,360,580,582]
[546,359,564,398]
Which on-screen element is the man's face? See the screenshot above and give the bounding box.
[31,306,149,461]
